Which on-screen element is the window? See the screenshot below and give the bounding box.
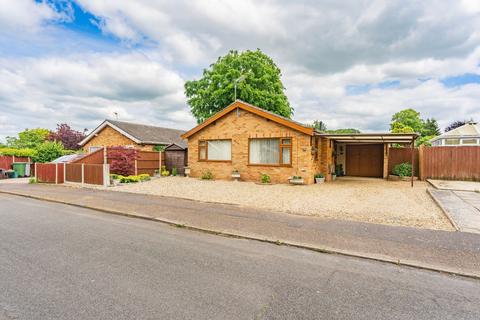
[249,138,292,165]
[461,138,478,145]
[198,139,231,161]
[445,139,460,145]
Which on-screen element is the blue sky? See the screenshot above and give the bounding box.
[0,0,479,141]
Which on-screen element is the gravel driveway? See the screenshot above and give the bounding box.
[106,176,452,230]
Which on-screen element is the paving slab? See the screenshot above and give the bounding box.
[429,189,480,234]
[1,183,480,278]
[428,179,480,192]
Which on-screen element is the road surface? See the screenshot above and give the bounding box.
[1,194,479,319]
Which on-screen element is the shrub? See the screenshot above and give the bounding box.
[119,175,141,183]
[0,147,37,158]
[292,176,303,180]
[110,173,123,180]
[314,173,324,179]
[107,146,138,176]
[33,141,65,163]
[153,145,166,152]
[261,173,271,184]
[201,170,213,180]
[161,169,170,176]
[28,177,37,184]
[138,174,151,182]
[172,167,177,176]
[393,162,412,177]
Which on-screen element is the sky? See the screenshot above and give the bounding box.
[0,0,479,141]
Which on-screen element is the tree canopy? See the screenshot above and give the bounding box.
[6,128,49,149]
[185,49,293,123]
[48,123,86,150]
[444,120,467,132]
[311,120,360,134]
[389,108,441,146]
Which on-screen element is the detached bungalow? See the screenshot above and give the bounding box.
[181,100,417,184]
[79,119,187,153]
[430,122,480,146]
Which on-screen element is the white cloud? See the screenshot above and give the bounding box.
[0,0,479,141]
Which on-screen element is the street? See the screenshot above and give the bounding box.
[1,194,479,320]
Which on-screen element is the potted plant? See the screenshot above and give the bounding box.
[154,169,160,178]
[314,173,325,184]
[289,175,304,185]
[231,169,241,181]
[260,173,271,184]
[184,166,191,177]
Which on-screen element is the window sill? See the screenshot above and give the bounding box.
[247,164,292,168]
[198,160,232,163]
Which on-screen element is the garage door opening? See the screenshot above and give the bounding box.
[345,144,384,178]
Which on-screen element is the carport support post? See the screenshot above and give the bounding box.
[411,138,414,188]
[81,163,85,185]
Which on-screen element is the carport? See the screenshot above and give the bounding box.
[316,133,418,186]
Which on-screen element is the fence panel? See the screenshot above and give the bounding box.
[137,151,162,175]
[422,146,480,181]
[36,163,64,183]
[84,164,104,185]
[388,148,419,175]
[65,163,83,183]
[73,148,104,164]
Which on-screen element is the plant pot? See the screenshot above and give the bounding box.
[289,178,304,185]
[184,167,191,177]
[315,177,325,184]
[331,174,336,181]
[231,172,241,181]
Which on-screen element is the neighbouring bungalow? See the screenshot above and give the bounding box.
[430,121,480,146]
[181,100,418,184]
[79,119,187,153]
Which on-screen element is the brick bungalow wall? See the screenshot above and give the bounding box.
[187,108,321,184]
[83,126,155,152]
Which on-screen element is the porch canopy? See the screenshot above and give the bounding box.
[315,132,419,144]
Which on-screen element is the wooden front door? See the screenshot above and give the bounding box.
[346,144,384,177]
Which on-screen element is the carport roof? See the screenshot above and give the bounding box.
[315,132,419,143]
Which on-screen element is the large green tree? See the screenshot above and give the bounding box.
[6,128,49,149]
[390,109,424,133]
[422,118,441,136]
[185,49,293,123]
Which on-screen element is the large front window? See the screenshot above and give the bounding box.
[249,138,292,165]
[198,139,231,161]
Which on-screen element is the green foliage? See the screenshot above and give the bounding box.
[261,173,271,184]
[445,120,469,132]
[201,170,214,180]
[326,128,361,134]
[0,147,37,157]
[33,141,65,163]
[110,173,122,180]
[172,167,177,176]
[119,175,141,183]
[153,145,166,152]
[416,135,434,147]
[390,109,424,134]
[6,128,50,149]
[160,165,170,176]
[312,120,327,132]
[28,177,37,184]
[422,118,441,136]
[314,173,324,178]
[185,49,293,123]
[138,174,151,181]
[393,163,412,177]
[291,176,303,180]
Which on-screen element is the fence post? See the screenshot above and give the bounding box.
[64,163,67,183]
[34,163,37,180]
[12,155,15,163]
[81,163,85,185]
[418,145,425,181]
[159,151,162,172]
[103,146,107,164]
[103,163,110,187]
[135,159,138,175]
[55,163,58,184]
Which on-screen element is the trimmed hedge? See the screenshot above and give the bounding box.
[0,147,37,157]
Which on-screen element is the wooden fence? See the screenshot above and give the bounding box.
[35,163,108,186]
[35,163,64,184]
[420,146,480,181]
[388,148,419,176]
[73,147,164,176]
[0,155,31,170]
